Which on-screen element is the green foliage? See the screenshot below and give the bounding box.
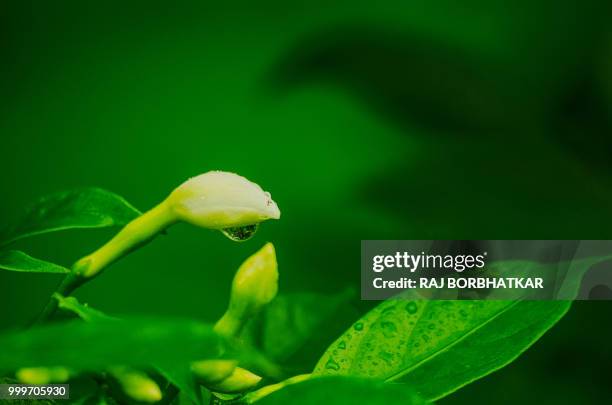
[312,256,612,400]
[0,318,226,373]
[54,294,117,322]
[0,187,595,404]
[54,295,204,405]
[0,250,69,273]
[254,376,427,405]
[314,299,570,401]
[0,188,140,246]
[243,290,359,372]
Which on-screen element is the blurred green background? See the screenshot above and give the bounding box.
[1,1,611,403]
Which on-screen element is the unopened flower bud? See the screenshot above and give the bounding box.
[167,171,280,229]
[208,367,262,394]
[215,243,278,337]
[72,171,280,279]
[108,367,162,403]
[16,367,70,384]
[191,360,237,384]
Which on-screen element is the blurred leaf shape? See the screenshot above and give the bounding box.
[255,376,427,405]
[0,317,226,373]
[0,188,141,246]
[243,290,359,373]
[267,26,548,133]
[0,250,69,273]
[54,296,203,405]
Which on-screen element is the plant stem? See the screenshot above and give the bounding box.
[244,374,311,403]
[214,312,244,338]
[34,201,177,324]
[74,201,176,279]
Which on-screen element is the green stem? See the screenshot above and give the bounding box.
[34,272,83,324]
[214,312,245,338]
[244,374,311,403]
[74,201,176,278]
[34,200,177,324]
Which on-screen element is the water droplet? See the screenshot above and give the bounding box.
[382,306,395,314]
[338,341,347,350]
[379,351,394,364]
[405,302,418,314]
[354,322,364,331]
[325,357,340,371]
[427,323,435,330]
[381,321,397,338]
[221,224,259,241]
[459,309,468,318]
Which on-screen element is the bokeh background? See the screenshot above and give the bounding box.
[1,1,611,403]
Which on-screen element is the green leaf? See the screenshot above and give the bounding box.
[314,299,570,401]
[255,376,427,405]
[0,188,141,246]
[0,317,228,373]
[0,250,70,273]
[53,295,203,405]
[54,294,117,322]
[314,256,611,400]
[243,290,358,372]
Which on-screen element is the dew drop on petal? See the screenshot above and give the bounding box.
[221,224,259,241]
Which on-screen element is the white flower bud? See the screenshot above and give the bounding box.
[167,171,280,229]
[71,171,280,279]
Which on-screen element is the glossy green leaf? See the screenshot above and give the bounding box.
[243,290,358,372]
[314,299,570,401]
[0,250,70,273]
[255,376,427,405]
[54,295,203,405]
[314,256,611,400]
[0,188,141,246]
[0,317,227,373]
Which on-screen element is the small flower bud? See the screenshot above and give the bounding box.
[108,367,162,403]
[16,367,70,384]
[191,360,237,384]
[167,171,280,229]
[208,367,262,394]
[215,243,278,337]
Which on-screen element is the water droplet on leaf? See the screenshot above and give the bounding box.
[379,351,394,364]
[381,321,397,338]
[338,341,347,350]
[406,302,418,314]
[354,322,364,331]
[325,357,340,371]
[221,224,259,241]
